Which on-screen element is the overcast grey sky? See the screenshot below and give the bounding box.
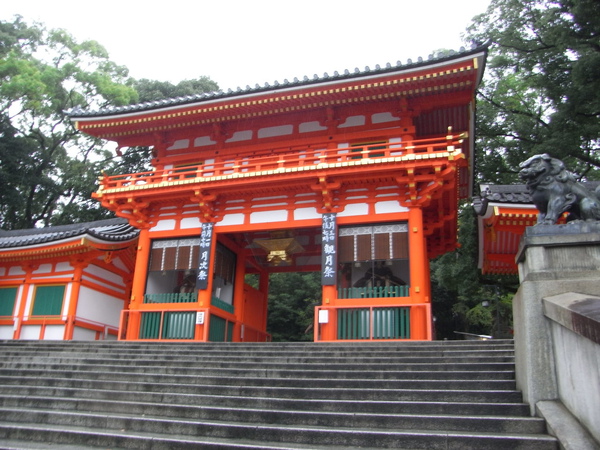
[3,1,492,91]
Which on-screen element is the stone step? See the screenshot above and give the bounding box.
[0,349,514,363]
[0,396,547,433]
[0,381,524,402]
[0,365,516,381]
[0,411,559,450]
[0,339,515,349]
[0,360,516,374]
[0,372,517,390]
[0,386,530,415]
[0,340,559,449]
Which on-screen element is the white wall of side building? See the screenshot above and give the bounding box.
[76,285,124,328]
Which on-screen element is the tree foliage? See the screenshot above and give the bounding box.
[431,206,518,338]
[466,0,600,183]
[0,17,220,230]
[133,78,219,103]
[0,16,138,229]
[431,0,600,337]
[267,272,321,342]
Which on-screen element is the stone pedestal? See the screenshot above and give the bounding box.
[514,222,600,415]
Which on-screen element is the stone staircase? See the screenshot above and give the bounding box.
[0,339,558,449]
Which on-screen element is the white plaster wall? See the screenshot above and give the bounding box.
[76,285,124,328]
[550,321,600,443]
[153,219,177,231]
[55,262,73,272]
[226,130,252,142]
[0,325,13,339]
[43,325,65,340]
[181,216,202,229]
[61,283,73,318]
[20,325,41,339]
[72,326,97,341]
[8,266,25,276]
[109,256,128,273]
[371,112,399,124]
[33,264,53,274]
[167,139,190,150]
[257,125,293,139]
[219,213,245,227]
[84,264,125,288]
[338,116,365,128]
[337,203,369,217]
[194,136,216,147]
[375,201,409,214]
[250,210,287,223]
[299,121,327,133]
[294,207,321,221]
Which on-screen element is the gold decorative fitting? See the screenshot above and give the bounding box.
[253,233,304,267]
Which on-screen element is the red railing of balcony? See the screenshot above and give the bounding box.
[97,133,466,193]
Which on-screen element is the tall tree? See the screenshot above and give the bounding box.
[267,272,321,342]
[0,17,221,229]
[0,16,138,229]
[465,0,600,183]
[430,206,518,338]
[132,78,219,103]
[111,77,221,177]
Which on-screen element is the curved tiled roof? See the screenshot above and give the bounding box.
[473,184,532,215]
[473,181,600,216]
[67,45,488,119]
[0,218,139,249]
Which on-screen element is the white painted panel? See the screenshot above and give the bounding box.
[257,125,293,139]
[250,210,287,223]
[299,121,327,133]
[61,283,73,318]
[194,136,216,147]
[337,203,369,217]
[218,213,245,226]
[72,327,97,341]
[8,266,25,276]
[226,130,253,142]
[375,201,409,214]
[76,286,124,327]
[371,112,399,124]
[338,116,365,128]
[20,325,41,340]
[110,257,128,272]
[294,207,321,221]
[152,219,177,231]
[0,325,13,339]
[33,264,53,274]
[181,216,202,229]
[85,264,123,286]
[55,262,73,272]
[43,325,65,340]
[167,139,190,150]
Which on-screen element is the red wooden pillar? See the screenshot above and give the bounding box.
[408,206,431,339]
[125,228,150,340]
[63,261,87,340]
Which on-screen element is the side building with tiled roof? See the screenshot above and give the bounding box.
[474,182,600,275]
[0,218,138,340]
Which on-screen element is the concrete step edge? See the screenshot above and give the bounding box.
[0,396,548,433]
[0,413,559,445]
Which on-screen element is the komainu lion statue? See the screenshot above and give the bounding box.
[519,153,600,225]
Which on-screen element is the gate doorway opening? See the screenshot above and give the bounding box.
[231,226,322,342]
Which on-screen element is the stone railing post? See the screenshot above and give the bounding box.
[513,222,600,415]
